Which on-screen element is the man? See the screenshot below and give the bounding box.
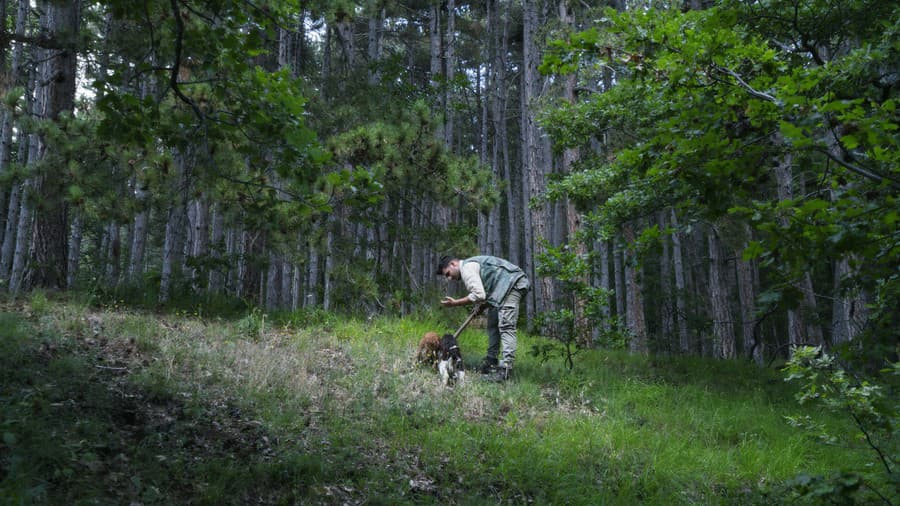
[437,255,529,381]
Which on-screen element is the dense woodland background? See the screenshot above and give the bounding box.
[0,0,896,364]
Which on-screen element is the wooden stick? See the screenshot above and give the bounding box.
[452,304,484,340]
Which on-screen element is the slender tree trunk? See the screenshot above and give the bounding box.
[0,183,21,283]
[707,226,735,359]
[159,147,191,303]
[773,141,823,348]
[266,250,280,310]
[105,222,121,286]
[670,215,689,353]
[558,0,588,344]
[323,218,334,312]
[306,228,320,308]
[658,210,673,346]
[280,258,292,309]
[522,0,550,321]
[444,0,455,147]
[594,237,611,341]
[224,226,237,296]
[208,205,225,293]
[334,12,355,69]
[831,257,853,345]
[66,213,84,288]
[613,240,625,325]
[623,224,648,353]
[494,2,517,266]
[429,2,442,138]
[0,0,28,249]
[366,4,384,85]
[8,179,32,294]
[189,196,209,289]
[736,225,763,364]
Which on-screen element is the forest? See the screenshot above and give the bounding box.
[0,0,897,504]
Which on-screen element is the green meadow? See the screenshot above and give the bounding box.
[0,296,884,504]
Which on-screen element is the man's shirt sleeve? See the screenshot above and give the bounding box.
[460,262,486,302]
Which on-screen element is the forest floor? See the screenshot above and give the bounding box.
[0,293,887,505]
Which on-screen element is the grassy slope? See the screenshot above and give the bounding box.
[0,296,875,505]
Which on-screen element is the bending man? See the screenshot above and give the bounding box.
[437,255,529,381]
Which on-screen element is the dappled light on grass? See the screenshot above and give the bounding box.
[0,299,882,504]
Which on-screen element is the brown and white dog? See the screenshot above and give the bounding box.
[416,331,441,366]
[437,333,465,386]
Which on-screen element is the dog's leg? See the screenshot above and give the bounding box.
[438,360,450,386]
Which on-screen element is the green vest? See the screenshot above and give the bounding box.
[463,256,528,307]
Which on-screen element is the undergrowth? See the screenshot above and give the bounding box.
[0,296,888,504]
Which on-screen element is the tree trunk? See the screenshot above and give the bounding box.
[208,205,225,293]
[8,179,32,295]
[658,210,673,346]
[444,0,455,148]
[623,223,647,353]
[0,0,28,251]
[594,237,611,341]
[0,183,21,284]
[105,222,121,286]
[522,0,550,321]
[306,228,320,308]
[491,1,517,266]
[736,227,763,364]
[323,214,335,311]
[27,0,80,290]
[266,250,280,310]
[334,12,355,68]
[773,141,823,348]
[366,5,384,85]
[707,226,736,359]
[669,209,691,353]
[159,147,191,303]
[613,240,625,325]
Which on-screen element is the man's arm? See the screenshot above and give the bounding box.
[441,262,485,307]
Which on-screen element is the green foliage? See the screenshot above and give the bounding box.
[783,346,898,503]
[539,2,898,358]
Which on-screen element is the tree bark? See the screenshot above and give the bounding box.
[658,210,673,345]
[707,226,735,359]
[0,183,21,284]
[669,209,691,353]
[773,141,823,348]
[522,0,550,321]
[8,179,31,294]
[105,222,121,286]
[736,229,763,364]
[159,147,191,303]
[26,0,80,290]
[0,0,29,251]
[366,4,384,85]
[266,250,280,310]
[623,223,647,353]
[208,204,225,293]
[444,0,455,148]
[594,237,611,341]
[613,239,625,325]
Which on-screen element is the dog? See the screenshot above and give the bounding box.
[437,333,465,386]
[416,331,441,366]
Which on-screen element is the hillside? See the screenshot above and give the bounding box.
[0,296,882,504]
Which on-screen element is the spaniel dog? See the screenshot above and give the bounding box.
[416,331,441,366]
[437,333,465,386]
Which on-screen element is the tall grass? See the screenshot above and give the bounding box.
[0,298,884,504]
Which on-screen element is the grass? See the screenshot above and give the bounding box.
[0,295,887,504]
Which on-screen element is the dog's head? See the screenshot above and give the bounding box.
[439,334,462,360]
[438,334,465,386]
[416,331,441,365]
